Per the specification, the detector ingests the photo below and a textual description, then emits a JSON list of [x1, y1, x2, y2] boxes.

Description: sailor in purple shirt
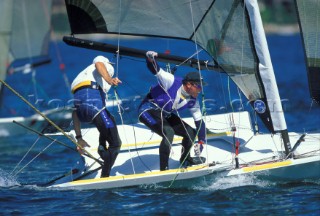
[[138, 51, 207, 171]]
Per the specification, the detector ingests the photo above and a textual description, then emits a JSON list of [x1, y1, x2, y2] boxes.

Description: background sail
[[295, 0, 320, 105], [0, 0, 52, 81], [64, 0, 287, 133], [0, 0, 52, 107], [0, 0, 13, 90]]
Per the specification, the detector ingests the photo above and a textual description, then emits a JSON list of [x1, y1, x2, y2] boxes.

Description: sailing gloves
[[194, 140, 204, 157], [146, 51, 158, 59], [146, 51, 160, 74], [194, 120, 206, 156]]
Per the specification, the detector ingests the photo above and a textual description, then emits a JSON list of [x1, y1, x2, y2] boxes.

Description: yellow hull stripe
[[243, 160, 292, 172], [120, 131, 232, 149], [85, 131, 231, 153], [70, 164, 208, 185]]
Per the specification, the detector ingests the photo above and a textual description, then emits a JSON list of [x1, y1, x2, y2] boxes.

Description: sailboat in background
[[0, 0, 72, 137], [18, 0, 319, 189]]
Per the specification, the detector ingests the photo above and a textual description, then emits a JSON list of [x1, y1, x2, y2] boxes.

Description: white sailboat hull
[[226, 156, 320, 181], [0, 108, 72, 137], [48, 112, 320, 190], [49, 158, 320, 190]]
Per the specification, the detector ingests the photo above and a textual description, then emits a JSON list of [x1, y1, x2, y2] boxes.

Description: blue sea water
[[0, 34, 319, 215]]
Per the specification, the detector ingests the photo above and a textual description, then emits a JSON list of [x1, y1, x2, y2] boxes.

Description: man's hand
[[110, 77, 122, 86], [146, 51, 158, 61], [76, 138, 91, 155]]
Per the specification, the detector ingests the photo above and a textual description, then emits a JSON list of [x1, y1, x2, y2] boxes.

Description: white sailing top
[[71, 56, 114, 93]]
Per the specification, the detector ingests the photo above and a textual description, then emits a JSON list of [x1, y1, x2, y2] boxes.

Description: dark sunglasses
[[191, 82, 202, 89]]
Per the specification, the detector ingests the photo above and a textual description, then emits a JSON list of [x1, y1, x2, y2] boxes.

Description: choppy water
[[0, 34, 319, 215]]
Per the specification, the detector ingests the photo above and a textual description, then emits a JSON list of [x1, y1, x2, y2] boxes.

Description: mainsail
[[0, 0, 52, 92], [64, 0, 287, 136], [295, 0, 320, 105]]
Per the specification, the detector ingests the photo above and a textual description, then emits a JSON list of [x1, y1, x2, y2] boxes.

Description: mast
[[245, 0, 292, 156]]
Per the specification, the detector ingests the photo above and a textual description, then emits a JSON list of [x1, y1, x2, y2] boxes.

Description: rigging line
[[31, 69, 39, 101], [227, 77, 234, 112], [175, 49, 203, 68], [188, 0, 208, 144], [0, 79, 101, 165], [132, 130, 154, 172], [21, 1, 32, 64], [131, 122, 153, 172], [112, 0, 137, 174], [240, 1, 246, 76], [150, 62, 180, 160], [188, 0, 204, 90], [10, 136, 41, 176], [114, 87, 136, 174], [13, 120, 77, 152], [121, 79, 144, 96], [168, 1, 208, 187], [115, 92, 153, 172], [187, 0, 207, 145], [22, 1, 39, 102], [13, 139, 55, 177], [160, 102, 177, 160], [115, 0, 122, 78], [73, 166, 102, 182], [49, 20, 72, 97], [217, 68, 228, 114], [271, 134, 282, 158], [235, 1, 246, 139]]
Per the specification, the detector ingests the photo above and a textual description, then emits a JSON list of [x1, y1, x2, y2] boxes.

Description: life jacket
[[150, 77, 196, 113]]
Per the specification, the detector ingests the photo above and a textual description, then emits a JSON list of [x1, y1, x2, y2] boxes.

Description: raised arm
[[146, 51, 160, 74], [146, 51, 174, 90], [95, 61, 121, 86]]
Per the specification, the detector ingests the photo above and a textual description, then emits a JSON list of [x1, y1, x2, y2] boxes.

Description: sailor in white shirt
[[71, 55, 122, 178]]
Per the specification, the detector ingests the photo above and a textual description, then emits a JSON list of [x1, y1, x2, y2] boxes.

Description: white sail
[[64, 0, 287, 133], [0, 0, 74, 137], [0, 0, 52, 90]]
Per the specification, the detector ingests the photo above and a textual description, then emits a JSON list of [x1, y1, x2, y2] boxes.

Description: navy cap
[[183, 72, 207, 86]]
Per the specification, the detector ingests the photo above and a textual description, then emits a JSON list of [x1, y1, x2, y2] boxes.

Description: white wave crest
[[193, 174, 274, 191], [0, 169, 20, 187]]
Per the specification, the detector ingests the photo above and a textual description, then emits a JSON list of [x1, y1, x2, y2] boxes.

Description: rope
[[13, 139, 56, 177], [10, 136, 41, 176], [168, 0, 208, 187], [114, 87, 136, 174], [13, 120, 77, 152], [112, 0, 136, 174], [0, 79, 100, 165]]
